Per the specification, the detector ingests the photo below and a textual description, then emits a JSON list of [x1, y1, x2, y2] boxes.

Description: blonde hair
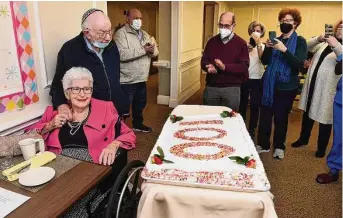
[[62, 67, 93, 91], [248, 21, 266, 37]]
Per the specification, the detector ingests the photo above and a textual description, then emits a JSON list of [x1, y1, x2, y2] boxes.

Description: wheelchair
[[89, 159, 145, 218]]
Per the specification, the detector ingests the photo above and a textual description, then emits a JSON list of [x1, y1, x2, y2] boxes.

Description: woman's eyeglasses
[[68, 87, 93, 94], [280, 19, 294, 24]]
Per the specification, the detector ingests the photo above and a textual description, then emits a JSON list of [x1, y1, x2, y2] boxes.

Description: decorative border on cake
[[174, 127, 227, 141], [179, 120, 224, 126], [142, 168, 256, 189], [169, 142, 235, 160]]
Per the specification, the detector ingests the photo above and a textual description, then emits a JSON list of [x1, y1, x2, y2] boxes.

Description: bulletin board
[[0, 1, 39, 114]]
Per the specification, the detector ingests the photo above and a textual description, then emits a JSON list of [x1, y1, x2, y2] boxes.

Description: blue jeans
[[121, 82, 147, 127]]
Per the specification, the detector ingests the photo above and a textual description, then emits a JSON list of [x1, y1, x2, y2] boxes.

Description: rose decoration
[[170, 114, 184, 123], [151, 146, 174, 165], [220, 110, 238, 118], [229, 156, 256, 168]]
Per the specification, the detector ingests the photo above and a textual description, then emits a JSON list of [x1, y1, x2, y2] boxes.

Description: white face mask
[[219, 28, 232, 39], [131, 19, 142, 30], [92, 40, 110, 49], [252, 31, 261, 38]]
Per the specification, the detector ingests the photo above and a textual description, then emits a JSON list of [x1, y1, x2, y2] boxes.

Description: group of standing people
[[201, 8, 342, 183]]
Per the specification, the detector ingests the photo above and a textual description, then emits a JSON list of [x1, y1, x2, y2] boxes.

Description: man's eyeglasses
[[218, 23, 234, 29], [68, 87, 93, 94], [89, 28, 114, 38]]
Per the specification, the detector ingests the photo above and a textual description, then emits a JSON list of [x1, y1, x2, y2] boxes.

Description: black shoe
[[315, 150, 326, 158], [133, 124, 152, 133], [291, 139, 307, 148]]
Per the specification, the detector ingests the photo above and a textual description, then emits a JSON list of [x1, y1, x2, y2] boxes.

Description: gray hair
[[62, 67, 94, 91]]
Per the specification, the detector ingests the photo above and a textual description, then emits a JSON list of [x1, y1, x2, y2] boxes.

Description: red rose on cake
[[245, 159, 256, 168]]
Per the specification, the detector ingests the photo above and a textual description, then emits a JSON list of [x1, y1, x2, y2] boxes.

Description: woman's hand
[[50, 114, 68, 129], [265, 39, 274, 48], [251, 34, 261, 45], [272, 39, 287, 53], [317, 35, 325, 43], [325, 36, 340, 48], [99, 140, 121, 165]]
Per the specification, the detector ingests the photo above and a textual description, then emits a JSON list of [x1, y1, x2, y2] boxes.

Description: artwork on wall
[[0, 1, 39, 114]]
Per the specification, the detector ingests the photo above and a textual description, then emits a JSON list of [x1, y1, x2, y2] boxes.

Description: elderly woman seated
[[27, 66, 135, 173]]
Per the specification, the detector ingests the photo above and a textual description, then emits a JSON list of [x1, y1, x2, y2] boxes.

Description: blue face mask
[[92, 40, 110, 49]]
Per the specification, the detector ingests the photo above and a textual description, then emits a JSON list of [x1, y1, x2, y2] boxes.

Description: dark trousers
[[239, 79, 262, 131], [121, 82, 147, 127], [258, 89, 297, 150], [299, 111, 332, 152]]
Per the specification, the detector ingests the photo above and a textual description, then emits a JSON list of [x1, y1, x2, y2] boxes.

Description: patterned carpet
[[126, 74, 342, 218]]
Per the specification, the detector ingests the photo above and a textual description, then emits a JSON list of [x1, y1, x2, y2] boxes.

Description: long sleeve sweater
[[201, 34, 249, 87]]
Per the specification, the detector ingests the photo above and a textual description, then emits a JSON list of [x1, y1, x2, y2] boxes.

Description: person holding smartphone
[[239, 21, 266, 138], [292, 20, 342, 158], [256, 8, 307, 159]]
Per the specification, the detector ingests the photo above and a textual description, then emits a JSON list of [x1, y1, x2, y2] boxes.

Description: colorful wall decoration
[[0, 1, 39, 114]]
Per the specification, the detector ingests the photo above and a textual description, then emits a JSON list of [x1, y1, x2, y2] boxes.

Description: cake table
[[138, 105, 278, 218]]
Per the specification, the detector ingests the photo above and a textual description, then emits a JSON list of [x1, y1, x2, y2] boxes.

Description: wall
[[170, 1, 204, 107], [225, 1, 342, 41], [0, 1, 107, 135]]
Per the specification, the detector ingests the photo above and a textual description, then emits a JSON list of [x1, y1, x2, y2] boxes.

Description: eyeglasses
[[280, 19, 294, 24], [68, 87, 93, 94], [89, 28, 114, 38], [218, 23, 234, 29]]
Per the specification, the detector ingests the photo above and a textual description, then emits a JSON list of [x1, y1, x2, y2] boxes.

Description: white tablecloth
[[138, 105, 278, 218]]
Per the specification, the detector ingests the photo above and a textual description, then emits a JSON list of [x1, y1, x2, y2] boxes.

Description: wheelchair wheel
[[105, 160, 145, 218]]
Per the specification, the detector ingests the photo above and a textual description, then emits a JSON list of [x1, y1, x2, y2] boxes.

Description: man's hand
[[325, 36, 340, 48], [205, 64, 217, 74], [272, 39, 287, 53], [99, 140, 121, 165], [57, 104, 72, 121], [144, 44, 155, 54], [214, 59, 225, 71]]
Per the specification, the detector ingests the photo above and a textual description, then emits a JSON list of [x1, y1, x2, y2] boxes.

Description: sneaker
[[133, 124, 152, 133], [273, 149, 284, 159], [255, 145, 270, 153]]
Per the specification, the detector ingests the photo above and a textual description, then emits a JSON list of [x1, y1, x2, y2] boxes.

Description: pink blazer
[[26, 98, 136, 164]]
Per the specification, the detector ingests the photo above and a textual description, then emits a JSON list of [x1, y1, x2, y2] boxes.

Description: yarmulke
[[81, 8, 103, 25]]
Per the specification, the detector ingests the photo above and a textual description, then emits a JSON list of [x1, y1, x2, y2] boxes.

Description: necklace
[[68, 108, 89, 136]]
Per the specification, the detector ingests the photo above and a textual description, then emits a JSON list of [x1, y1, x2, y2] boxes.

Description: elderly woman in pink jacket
[[27, 66, 136, 166]]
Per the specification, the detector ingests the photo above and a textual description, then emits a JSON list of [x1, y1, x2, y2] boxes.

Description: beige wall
[[170, 1, 204, 107], [225, 1, 342, 41]]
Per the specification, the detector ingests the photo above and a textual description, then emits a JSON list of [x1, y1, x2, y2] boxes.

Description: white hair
[[81, 20, 89, 30], [62, 67, 93, 91]]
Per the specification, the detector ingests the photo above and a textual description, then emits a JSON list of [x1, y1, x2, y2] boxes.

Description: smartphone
[[269, 31, 277, 44], [249, 37, 256, 48], [325, 24, 334, 38]]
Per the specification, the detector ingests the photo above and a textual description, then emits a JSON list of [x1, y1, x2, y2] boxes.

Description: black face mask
[[249, 37, 256, 47], [280, 23, 293, 34]]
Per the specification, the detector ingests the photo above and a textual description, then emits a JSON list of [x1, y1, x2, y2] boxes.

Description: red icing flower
[[152, 155, 163, 165], [245, 159, 256, 168], [151, 146, 174, 165]]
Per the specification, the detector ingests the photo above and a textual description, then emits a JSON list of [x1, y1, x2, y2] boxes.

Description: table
[[138, 105, 278, 218], [0, 161, 111, 218]]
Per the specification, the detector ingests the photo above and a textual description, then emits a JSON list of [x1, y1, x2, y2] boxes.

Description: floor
[[127, 73, 342, 218]]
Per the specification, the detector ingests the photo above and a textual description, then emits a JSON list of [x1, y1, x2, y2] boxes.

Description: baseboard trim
[[168, 81, 201, 108], [157, 95, 170, 105], [169, 98, 179, 108]]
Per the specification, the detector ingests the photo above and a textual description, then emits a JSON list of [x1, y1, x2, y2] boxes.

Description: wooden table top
[[0, 161, 111, 218]]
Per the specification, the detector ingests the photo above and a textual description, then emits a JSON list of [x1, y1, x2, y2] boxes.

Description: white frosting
[[143, 114, 271, 192]]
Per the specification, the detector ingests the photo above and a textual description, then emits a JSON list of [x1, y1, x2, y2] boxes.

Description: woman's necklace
[[68, 108, 89, 136]]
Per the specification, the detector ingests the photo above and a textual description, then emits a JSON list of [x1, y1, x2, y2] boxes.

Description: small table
[[138, 105, 278, 218], [0, 161, 111, 218]]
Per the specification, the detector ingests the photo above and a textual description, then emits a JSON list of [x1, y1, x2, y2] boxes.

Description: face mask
[[92, 40, 110, 49], [219, 28, 232, 39], [280, 23, 293, 34], [131, 19, 142, 30], [252, 31, 261, 38]]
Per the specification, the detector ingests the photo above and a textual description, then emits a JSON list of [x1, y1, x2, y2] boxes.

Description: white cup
[[18, 138, 45, 160]]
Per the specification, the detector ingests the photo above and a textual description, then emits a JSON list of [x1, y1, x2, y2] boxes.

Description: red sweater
[[201, 34, 249, 87]]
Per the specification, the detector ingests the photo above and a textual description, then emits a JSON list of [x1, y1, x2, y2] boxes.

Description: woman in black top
[[256, 8, 308, 159]]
